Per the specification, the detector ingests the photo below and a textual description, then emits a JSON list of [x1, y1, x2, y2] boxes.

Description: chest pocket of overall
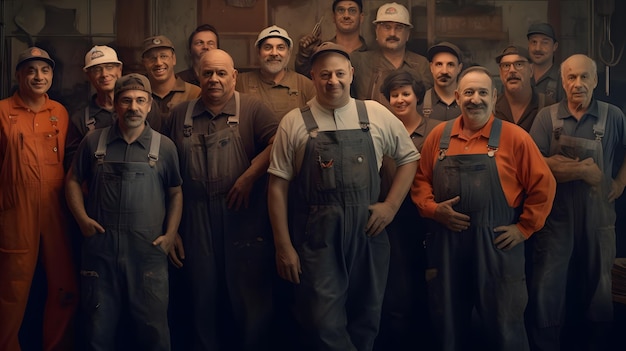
[[437, 158, 492, 213], [312, 136, 370, 192]]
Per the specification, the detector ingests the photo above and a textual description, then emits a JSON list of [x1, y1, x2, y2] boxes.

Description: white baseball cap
[[373, 2, 413, 28], [254, 25, 293, 48], [83, 45, 122, 71]]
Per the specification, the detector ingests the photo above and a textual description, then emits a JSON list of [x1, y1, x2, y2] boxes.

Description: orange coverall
[[0, 93, 77, 351]]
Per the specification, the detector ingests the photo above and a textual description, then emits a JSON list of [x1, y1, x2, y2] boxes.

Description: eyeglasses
[[336, 7, 359, 15], [499, 61, 528, 71], [118, 97, 149, 107], [144, 53, 172, 63], [87, 64, 119, 75]]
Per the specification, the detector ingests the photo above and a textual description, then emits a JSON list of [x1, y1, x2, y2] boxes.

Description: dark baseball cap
[[527, 23, 557, 42], [427, 41, 462, 62], [333, 0, 363, 11], [114, 73, 152, 97], [496, 45, 531, 63], [16, 47, 55, 70], [310, 42, 351, 65]]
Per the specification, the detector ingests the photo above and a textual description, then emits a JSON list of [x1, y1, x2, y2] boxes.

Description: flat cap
[[310, 42, 350, 65], [527, 23, 557, 42], [114, 73, 152, 96], [427, 41, 462, 62], [496, 45, 531, 63]]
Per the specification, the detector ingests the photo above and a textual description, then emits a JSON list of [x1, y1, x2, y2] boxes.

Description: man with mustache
[[65, 45, 163, 170], [494, 45, 554, 132], [167, 49, 279, 350], [295, 0, 368, 79], [412, 66, 556, 350], [418, 41, 463, 121], [0, 46, 78, 351], [527, 23, 564, 102], [141, 35, 200, 130], [237, 25, 315, 119], [350, 2, 433, 109], [65, 73, 183, 350], [528, 54, 626, 350]]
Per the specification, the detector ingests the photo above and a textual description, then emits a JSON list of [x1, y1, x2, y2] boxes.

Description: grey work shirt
[[417, 88, 461, 121]]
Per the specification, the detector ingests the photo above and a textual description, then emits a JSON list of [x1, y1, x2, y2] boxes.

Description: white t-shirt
[[268, 97, 420, 181]]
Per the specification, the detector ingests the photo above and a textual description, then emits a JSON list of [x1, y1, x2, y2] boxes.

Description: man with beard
[[527, 23, 564, 101], [528, 54, 626, 350], [418, 41, 463, 121], [167, 49, 278, 350], [65, 73, 183, 350], [295, 0, 368, 79], [237, 25, 315, 119], [142, 35, 200, 130], [178, 24, 220, 86], [494, 45, 554, 132], [411, 66, 556, 351], [350, 2, 433, 109]]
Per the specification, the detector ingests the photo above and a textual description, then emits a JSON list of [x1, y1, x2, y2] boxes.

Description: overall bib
[[81, 127, 170, 351], [527, 103, 615, 349], [427, 119, 529, 351], [179, 94, 274, 350], [0, 106, 77, 351], [291, 101, 389, 351]]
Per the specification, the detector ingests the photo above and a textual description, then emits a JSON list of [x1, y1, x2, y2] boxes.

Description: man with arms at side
[[168, 49, 278, 350], [528, 54, 626, 351], [236, 25, 315, 119], [178, 24, 220, 86], [0, 47, 78, 351], [412, 66, 556, 351], [527, 22, 564, 101], [295, 0, 367, 78], [494, 45, 554, 131], [418, 41, 463, 121], [268, 42, 419, 351]]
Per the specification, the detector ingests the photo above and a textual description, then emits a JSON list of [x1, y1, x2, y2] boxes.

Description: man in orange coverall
[[0, 47, 78, 351]]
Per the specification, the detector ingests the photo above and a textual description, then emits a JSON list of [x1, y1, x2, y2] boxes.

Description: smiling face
[[455, 69, 497, 128], [389, 85, 419, 119], [142, 47, 176, 84], [258, 37, 291, 75], [16, 60, 53, 100], [86, 63, 123, 93], [311, 52, 353, 109]]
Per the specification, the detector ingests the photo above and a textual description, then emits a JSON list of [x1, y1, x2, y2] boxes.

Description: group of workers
[[1, 1, 625, 351]]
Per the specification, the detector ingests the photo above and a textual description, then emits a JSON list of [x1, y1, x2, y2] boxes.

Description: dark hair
[[332, 0, 363, 12], [187, 24, 220, 50], [380, 70, 426, 103]]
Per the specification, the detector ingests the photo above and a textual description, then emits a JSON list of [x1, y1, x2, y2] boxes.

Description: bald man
[[167, 49, 279, 350]]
